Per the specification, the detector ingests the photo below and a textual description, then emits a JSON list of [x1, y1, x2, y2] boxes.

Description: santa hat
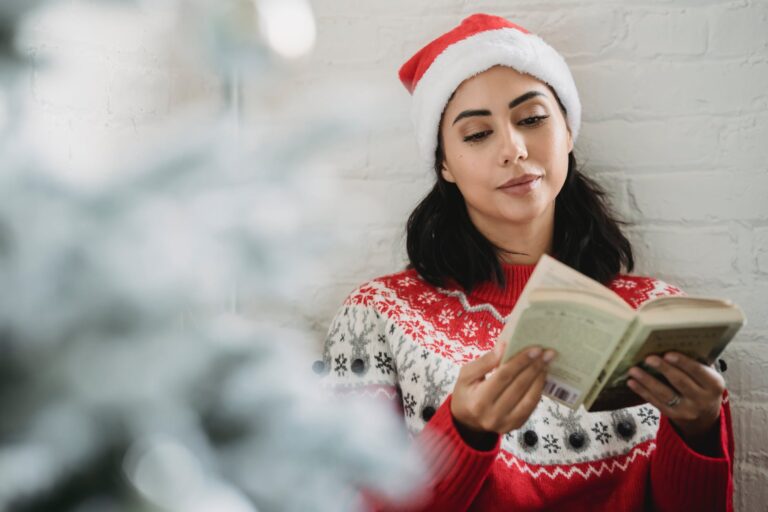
[[399, 13, 581, 169]]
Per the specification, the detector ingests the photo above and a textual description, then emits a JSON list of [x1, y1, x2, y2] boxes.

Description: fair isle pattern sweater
[[318, 263, 734, 512]]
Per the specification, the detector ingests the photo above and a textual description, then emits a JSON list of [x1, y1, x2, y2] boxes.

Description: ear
[[566, 127, 574, 153], [441, 162, 457, 184]]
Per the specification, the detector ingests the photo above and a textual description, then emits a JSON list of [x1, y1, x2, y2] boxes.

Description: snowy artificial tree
[[0, 1, 424, 511]]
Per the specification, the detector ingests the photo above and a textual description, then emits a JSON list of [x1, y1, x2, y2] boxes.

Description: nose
[[498, 125, 527, 166]]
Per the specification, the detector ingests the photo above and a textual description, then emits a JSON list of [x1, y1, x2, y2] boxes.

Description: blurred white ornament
[[255, 0, 316, 59]]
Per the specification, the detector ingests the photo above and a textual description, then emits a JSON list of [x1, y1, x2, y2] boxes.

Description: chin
[[499, 203, 551, 224]]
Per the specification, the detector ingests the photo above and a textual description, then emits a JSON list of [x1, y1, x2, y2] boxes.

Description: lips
[[498, 174, 542, 188]]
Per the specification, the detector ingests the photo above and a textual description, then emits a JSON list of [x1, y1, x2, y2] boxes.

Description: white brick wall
[[304, 2, 768, 510], [19, 1, 224, 184], [19, 0, 768, 510]]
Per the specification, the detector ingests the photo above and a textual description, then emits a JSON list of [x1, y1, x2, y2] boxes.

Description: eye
[[519, 115, 549, 127], [463, 130, 492, 143]]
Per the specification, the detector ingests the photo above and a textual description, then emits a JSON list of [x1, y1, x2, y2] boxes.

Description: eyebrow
[[451, 90, 547, 125]]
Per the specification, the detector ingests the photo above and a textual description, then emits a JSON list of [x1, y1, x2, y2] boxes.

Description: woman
[[316, 13, 733, 511]]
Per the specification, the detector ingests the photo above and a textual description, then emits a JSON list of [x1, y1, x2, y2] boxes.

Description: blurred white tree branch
[[0, 2, 425, 511]]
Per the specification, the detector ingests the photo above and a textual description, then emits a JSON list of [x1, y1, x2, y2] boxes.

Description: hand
[[450, 343, 556, 438], [626, 352, 725, 440]]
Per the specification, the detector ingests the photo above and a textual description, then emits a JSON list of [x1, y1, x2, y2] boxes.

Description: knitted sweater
[[317, 263, 734, 511]]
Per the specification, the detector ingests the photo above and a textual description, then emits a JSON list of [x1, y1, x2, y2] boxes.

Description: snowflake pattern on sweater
[[317, 265, 734, 511], [319, 269, 684, 467]]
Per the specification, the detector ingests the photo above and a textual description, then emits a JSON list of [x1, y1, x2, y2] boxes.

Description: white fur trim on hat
[[411, 27, 581, 169]]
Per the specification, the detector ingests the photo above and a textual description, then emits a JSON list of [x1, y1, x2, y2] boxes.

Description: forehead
[[445, 65, 551, 111]]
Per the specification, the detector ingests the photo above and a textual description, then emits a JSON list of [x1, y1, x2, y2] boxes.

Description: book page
[[586, 319, 742, 411], [581, 318, 640, 410], [609, 323, 735, 383], [504, 300, 632, 408], [498, 255, 630, 350], [638, 295, 736, 312], [528, 288, 638, 318]]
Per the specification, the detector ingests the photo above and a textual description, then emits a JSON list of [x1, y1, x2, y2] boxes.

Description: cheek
[[544, 160, 569, 199], [536, 140, 569, 176]]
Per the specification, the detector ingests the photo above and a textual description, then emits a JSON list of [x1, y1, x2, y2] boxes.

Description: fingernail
[[645, 356, 660, 368], [664, 353, 679, 363], [542, 349, 556, 363], [527, 347, 542, 359]]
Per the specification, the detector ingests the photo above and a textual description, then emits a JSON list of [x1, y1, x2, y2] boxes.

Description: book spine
[[583, 317, 640, 409]]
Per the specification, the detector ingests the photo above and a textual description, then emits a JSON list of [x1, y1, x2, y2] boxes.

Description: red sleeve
[[649, 393, 734, 512], [365, 394, 499, 512]]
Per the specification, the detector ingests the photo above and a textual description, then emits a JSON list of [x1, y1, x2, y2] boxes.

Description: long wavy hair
[[406, 87, 634, 291]]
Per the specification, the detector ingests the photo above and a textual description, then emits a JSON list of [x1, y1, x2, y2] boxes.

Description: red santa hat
[[399, 13, 581, 169]]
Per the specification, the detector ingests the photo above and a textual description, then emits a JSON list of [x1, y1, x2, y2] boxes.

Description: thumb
[[462, 342, 505, 382]]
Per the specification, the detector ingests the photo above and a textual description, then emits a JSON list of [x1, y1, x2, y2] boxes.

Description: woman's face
[[440, 65, 573, 233]]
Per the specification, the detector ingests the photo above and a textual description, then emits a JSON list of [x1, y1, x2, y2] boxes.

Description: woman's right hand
[[450, 342, 556, 445]]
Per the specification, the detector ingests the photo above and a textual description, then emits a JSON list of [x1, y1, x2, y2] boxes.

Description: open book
[[499, 255, 745, 411]]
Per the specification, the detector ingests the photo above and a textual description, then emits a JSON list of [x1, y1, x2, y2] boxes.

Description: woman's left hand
[[626, 352, 725, 440]]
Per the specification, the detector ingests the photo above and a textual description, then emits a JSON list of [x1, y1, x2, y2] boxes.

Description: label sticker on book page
[[543, 377, 581, 407]]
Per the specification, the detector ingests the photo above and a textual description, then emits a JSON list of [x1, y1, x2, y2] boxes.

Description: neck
[[468, 202, 555, 265], [469, 260, 537, 307]]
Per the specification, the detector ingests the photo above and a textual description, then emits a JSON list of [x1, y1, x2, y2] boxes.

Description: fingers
[[500, 372, 547, 430], [481, 348, 554, 429], [476, 347, 548, 400], [453, 346, 554, 433], [662, 352, 725, 394], [628, 365, 687, 410], [626, 374, 675, 413], [491, 354, 548, 412], [495, 347, 548, 383], [459, 345, 505, 383], [628, 353, 726, 403], [627, 352, 727, 438], [639, 355, 702, 398]]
